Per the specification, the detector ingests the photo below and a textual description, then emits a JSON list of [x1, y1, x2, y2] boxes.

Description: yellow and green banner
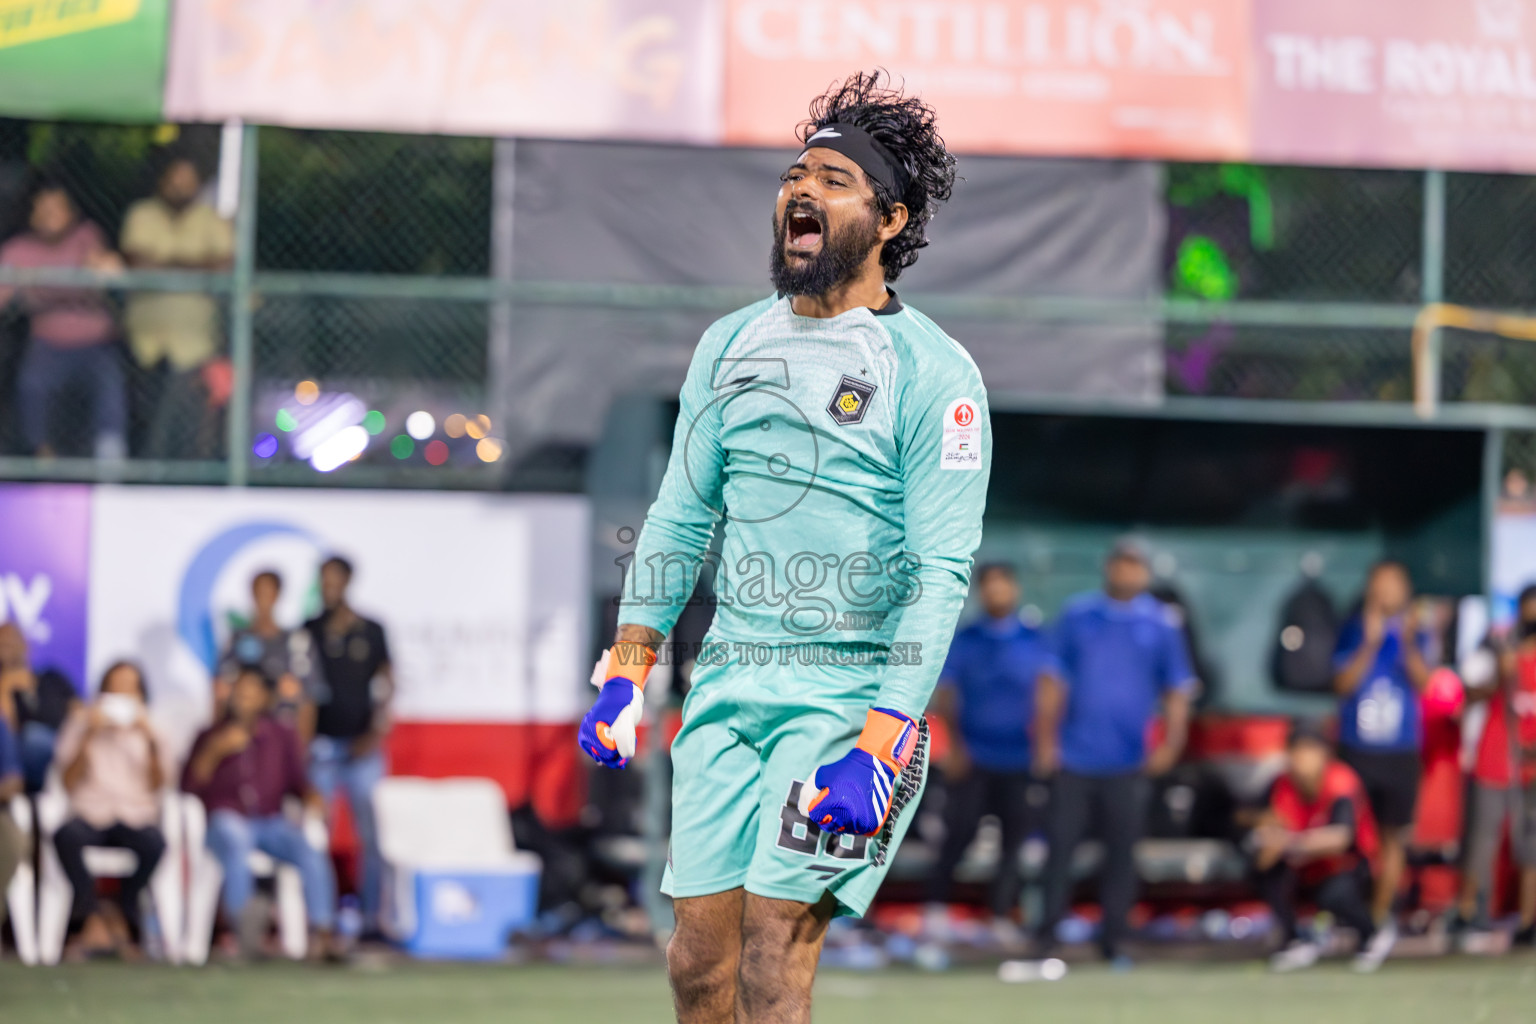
[[0, 0, 167, 121]]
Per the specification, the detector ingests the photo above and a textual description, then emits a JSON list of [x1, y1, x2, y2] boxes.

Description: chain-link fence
[[1, 119, 1533, 487]]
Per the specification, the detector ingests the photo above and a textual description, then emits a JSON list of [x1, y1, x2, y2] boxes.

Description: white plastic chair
[[5, 795, 38, 964], [374, 777, 540, 943], [34, 786, 186, 965], [182, 794, 328, 963]]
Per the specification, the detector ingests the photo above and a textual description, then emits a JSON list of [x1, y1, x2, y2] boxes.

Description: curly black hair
[[799, 70, 957, 281]]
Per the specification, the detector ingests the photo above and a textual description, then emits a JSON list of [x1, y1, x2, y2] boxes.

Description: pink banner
[[1251, 0, 1536, 170], [164, 0, 722, 143], [724, 0, 1251, 160]]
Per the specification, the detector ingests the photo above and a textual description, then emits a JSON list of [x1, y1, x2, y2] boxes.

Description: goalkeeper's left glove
[[797, 707, 919, 835], [578, 642, 654, 769]]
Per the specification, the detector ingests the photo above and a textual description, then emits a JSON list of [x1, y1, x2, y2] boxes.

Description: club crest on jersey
[[826, 375, 876, 426]]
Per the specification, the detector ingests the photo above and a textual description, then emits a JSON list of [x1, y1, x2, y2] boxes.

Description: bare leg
[[1519, 867, 1536, 929], [669, 889, 745, 1024], [1373, 829, 1408, 925], [736, 892, 837, 1024]]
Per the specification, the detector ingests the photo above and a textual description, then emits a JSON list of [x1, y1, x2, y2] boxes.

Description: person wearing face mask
[[1452, 583, 1536, 948], [119, 154, 233, 459], [1331, 560, 1434, 964], [51, 661, 166, 958]]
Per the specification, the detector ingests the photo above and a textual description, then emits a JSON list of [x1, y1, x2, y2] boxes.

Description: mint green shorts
[[660, 643, 928, 918]]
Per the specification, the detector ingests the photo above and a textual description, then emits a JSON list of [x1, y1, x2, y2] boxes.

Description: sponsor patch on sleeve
[[940, 398, 982, 471]]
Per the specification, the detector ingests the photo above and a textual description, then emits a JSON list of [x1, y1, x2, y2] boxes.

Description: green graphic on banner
[[0, 0, 167, 121]]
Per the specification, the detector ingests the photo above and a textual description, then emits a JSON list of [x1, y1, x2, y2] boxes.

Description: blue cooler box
[[401, 867, 540, 959]]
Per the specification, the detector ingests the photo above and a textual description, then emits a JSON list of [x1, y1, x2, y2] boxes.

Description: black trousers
[[926, 767, 1043, 917], [1256, 860, 1376, 946], [52, 817, 166, 928], [1036, 770, 1148, 956]]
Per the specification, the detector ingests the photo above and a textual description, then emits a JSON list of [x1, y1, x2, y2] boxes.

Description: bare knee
[[738, 938, 814, 1021], [736, 894, 834, 1022], [667, 926, 737, 1018]]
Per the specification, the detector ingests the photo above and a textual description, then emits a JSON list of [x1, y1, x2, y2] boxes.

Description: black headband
[[799, 123, 910, 200]]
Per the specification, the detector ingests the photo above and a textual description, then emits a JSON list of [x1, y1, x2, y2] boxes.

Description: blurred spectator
[[183, 666, 342, 961], [306, 555, 393, 933], [0, 180, 126, 459], [1332, 560, 1432, 956], [119, 155, 232, 459], [52, 661, 166, 957], [0, 712, 22, 937], [924, 563, 1057, 947], [0, 621, 81, 792], [217, 569, 318, 737], [1032, 539, 1195, 964], [1453, 584, 1536, 947], [1256, 720, 1382, 973]]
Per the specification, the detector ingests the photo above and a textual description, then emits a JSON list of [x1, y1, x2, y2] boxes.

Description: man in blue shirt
[[0, 713, 23, 937], [1032, 539, 1196, 963], [1332, 559, 1431, 963], [925, 563, 1059, 944]]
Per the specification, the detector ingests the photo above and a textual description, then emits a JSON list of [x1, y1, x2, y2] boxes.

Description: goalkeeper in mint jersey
[[579, 71, 988, 1024]]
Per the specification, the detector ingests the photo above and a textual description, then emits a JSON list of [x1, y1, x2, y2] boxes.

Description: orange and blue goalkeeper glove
[[578, 643, 654, 769], [797, 708, 918, 835]]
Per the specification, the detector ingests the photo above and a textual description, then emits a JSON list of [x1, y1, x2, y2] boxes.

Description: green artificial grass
[[2, 956, 1535, 1024]]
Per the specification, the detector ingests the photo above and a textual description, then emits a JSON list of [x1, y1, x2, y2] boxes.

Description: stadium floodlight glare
[[309, 425, 370, 473], [290, 395, 367, 459], [406, 410, 435, 440]]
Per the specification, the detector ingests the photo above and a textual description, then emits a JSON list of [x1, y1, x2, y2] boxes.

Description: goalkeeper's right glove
[[577, 642, 655, 769]]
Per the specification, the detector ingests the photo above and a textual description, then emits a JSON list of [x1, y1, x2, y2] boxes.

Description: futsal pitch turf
[[3, 956, 1535, 1023]]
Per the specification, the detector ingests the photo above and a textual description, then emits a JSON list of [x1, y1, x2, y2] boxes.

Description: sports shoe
[[1351, 921, 1397, 973], [1512, 922, 1536, 948], [1269, 939, 1322, 973]]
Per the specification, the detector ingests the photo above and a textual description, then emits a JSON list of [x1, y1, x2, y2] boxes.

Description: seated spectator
[[0, 179, 126, 459], [0, 713, 22, 937], [1253, 720, 1382, 973], [183, 666, 342, 961], [217, 570, 317, 736], [1453, 584, 1536, 947], [0, 621, 82, 792], [52, 661, 167, 958], [120, 155, 233, 459]]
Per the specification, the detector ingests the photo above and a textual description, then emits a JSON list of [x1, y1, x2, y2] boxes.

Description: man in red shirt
[[1253, 720, 1382, 973], [183, 666, 342, 960], [0, 181, 125, 458], [1454, 584, 1536, 947]]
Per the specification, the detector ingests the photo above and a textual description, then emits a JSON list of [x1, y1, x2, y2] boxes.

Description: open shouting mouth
[[784, 207, 824, 254]]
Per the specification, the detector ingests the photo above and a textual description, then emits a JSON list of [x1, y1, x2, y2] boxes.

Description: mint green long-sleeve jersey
[[618, 292, 991, 719]]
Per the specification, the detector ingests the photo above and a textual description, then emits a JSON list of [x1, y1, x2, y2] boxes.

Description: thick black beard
[[769, 202, 883, 298]]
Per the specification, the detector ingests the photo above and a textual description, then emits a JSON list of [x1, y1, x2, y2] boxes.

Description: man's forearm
[[1034, 672, 1064, 746], [614, 624, 666, 651], [1287, 824, 1352, 860], [1161, 691, 1191, 757], [1334, 645, 1378, 695], [1403, 645, 1432, 692]]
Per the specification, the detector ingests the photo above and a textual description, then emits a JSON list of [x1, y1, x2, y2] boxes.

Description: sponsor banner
[[87, 486, 588, 758], [723, 0, 1250, 159], [1251, 0, 1536, 171], [164, 0, 723, 143], [0, 0, 167, 120], [0, 484, 91, 693]]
